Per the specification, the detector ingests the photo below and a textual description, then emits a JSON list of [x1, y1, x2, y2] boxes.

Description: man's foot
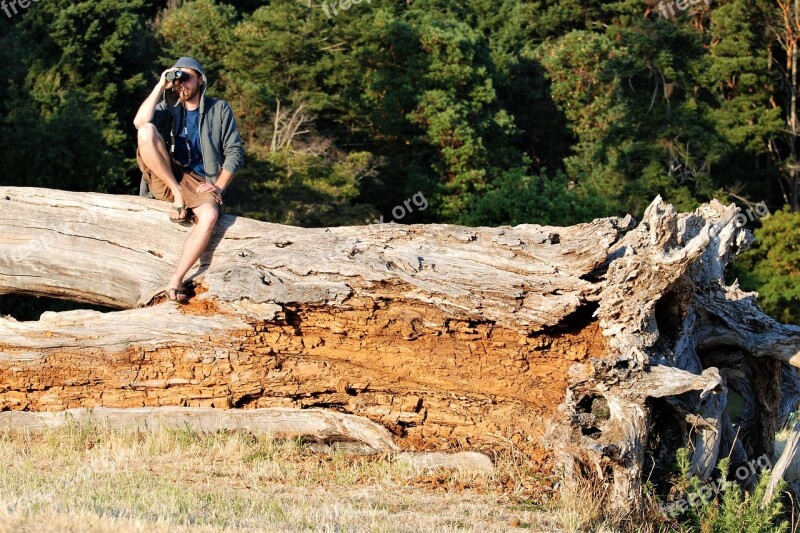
[[170, 203, 188, 223], [166, 287, 189, 304]]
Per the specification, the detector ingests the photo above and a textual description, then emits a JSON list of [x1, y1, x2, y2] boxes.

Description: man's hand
[[196, 182, 223, 202], [159, 68, 181, 91]]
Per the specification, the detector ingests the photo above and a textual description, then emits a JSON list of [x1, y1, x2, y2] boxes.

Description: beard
[[178, 85, 200, 103]]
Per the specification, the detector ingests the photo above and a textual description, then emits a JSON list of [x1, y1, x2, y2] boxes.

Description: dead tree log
[[2, 187, 800, 507], [0, 406, 398, 453]]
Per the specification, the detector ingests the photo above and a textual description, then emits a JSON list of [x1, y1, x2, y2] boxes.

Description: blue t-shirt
[[173, 108, 205, 176]]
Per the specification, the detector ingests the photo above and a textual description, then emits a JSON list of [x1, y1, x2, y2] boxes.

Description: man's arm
[[212, 169, 235, 193], [199, 102, 244, 195], [133, 69, 176, 130], [219, 102, 244, 177]]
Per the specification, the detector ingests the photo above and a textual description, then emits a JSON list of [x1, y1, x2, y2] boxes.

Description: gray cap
[[172, 56, 207, 85]]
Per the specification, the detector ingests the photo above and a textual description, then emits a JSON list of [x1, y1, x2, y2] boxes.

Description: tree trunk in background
[[776, 0, 800, 209], [2, 187, 800, 507]]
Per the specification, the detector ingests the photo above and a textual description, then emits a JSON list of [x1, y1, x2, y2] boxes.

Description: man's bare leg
[[167, 202, 219, 300], [137, 124, 186, 217]]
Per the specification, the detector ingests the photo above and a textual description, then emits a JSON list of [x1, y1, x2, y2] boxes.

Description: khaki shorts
[[136, 150, 222, 211]]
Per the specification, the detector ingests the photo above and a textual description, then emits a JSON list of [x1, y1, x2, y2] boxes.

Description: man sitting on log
[[133, 57, 244, 303]]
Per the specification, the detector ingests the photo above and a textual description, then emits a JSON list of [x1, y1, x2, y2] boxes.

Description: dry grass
[[548, 476, 667, 533], [0, 424, 561, 532], [550, 478, 609, 533]]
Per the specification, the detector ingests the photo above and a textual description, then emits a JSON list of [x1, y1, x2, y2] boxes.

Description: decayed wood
[[0, 186, 624, 467], [549, 197, 800, 507], [2, 186, 800, 509]]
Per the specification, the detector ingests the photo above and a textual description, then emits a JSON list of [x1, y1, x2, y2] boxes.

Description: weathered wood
[[396, 451, 495, 472], [765, 421, 800, 505], [0, 186, 623, 466], [0, 187, 628, 322], [549, 197, 800, 507], [0, 406, 398, 453], [2, 187, 800, 509]]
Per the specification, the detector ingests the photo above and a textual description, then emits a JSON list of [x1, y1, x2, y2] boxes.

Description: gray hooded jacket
[[141, 57, 244, 194]]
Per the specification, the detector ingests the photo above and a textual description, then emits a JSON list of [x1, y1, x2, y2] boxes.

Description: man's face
[[175, 69, 201, 102]]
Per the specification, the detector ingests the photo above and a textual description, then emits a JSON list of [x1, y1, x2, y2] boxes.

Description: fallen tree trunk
[[0, 406, 398, 454], [1, 187, 800, 507]]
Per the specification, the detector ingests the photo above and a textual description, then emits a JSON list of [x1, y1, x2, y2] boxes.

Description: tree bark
[[2, 187, 800, 507]]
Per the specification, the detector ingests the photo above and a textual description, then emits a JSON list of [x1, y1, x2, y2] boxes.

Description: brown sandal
[[170, 204, 188, 223], [167, 287, 189, 304]]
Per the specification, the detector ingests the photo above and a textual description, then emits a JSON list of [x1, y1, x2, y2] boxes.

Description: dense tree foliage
[[735, 208, 800, 324], [2, 0, 800, 320]]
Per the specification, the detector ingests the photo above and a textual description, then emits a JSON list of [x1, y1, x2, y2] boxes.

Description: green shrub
[[664, 448, 788, 532]]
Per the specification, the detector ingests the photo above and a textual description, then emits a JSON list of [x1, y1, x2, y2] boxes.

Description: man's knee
[[137, 123, 163, 147], [195, 205, 219, 229]]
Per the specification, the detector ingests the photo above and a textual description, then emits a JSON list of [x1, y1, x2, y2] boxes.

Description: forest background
[[3, 0, 800, 324]]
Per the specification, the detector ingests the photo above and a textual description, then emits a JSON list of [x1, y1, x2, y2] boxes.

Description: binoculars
[[165, 69, 186, 82]]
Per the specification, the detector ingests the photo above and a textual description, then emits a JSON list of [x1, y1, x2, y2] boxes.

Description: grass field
[[0, 425, 564, 532]]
